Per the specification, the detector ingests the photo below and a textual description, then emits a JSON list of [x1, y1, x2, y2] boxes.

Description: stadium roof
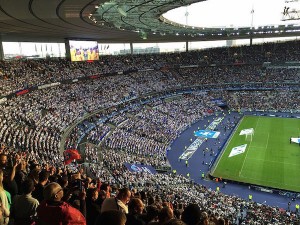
[[0, 0, 300, 43]]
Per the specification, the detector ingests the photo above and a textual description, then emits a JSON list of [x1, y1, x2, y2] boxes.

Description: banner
[[16, 89, 29, 96], [64, 149, 81, 165], [38, 82, 60, 90], [211, 98, 227, 107], [124, 163, 157, 174], [88, 75, 100, 79], [180, 118, 224, 160], [240, 128, 254, 135], [229, 144, 247, 157], [194, 130, 220, 138], [207, 117, 224, 130], [291, 138, 300, 144], [179, 138, 205, 160]]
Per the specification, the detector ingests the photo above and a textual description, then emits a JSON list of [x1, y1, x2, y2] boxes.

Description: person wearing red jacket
[[36, 182, 86, 225]]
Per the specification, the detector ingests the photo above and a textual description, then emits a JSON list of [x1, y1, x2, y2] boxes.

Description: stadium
[[0, 0, 300, 224]]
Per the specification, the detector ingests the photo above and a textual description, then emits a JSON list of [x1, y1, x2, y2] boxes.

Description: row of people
[[1, 40, 300, 96], [0, 146, 298, 225]]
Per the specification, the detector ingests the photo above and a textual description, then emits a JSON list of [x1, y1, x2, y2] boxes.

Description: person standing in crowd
[[198, 212, 209, 225], [248, 194, 252, 201], [32, 170, 49, 203], [181, 204, 202, 225], [164, 219, 187, 225], [142, 205, 159, 224], [126, 198, 146, 225], [10, 178, 39, 225], [101, 187, 131, 214], [157, 206, 174, 225], [36, 182, 86, 225], [14, 158, 28, 195], [0, 154, 19, 198], [0, 170, 9, 225], [95, 210, 127, 225], [86, 187, 102, 225]]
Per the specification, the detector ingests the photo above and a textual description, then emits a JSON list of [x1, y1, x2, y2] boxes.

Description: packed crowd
[[0, 144, 299, 225], [209, 90, 300, 112], [104, 94, 220, 167], [1, 40, 300, 96], [0, 40, 299, 224]]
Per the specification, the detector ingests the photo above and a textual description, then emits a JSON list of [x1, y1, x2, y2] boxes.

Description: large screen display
[[69, 40, 99, 61]]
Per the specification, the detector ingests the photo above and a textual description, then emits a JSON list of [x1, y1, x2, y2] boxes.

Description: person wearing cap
[[36, 182, 86, 225]]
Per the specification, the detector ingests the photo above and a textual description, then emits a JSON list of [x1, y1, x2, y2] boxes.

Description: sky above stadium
[[164, 0, 300, 28]]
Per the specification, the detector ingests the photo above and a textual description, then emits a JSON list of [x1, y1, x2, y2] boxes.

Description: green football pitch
[[210, 115, 300, 192]]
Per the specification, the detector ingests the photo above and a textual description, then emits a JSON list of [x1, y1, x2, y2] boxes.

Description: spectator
[[10, 178, 39, 225], [36, 182, 86, 225], [164, 219, 187, 225], [86, 187, 102, 225], [217, 218, 226, 225], [143, 205, 159, 224], [126, 198, 146, 225], [198, 212, 209, 225], [181, 204, 201, 225], [95, 210, 127, 225], [14, 159, 28, 195], [157, 206, 174, 225], [101, 187, 131, 214], [0, 154, 19, 199], [0, 170, 9, 225], [32, 170, 50, 203]]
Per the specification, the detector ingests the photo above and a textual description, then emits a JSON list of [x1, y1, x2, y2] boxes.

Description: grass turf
[[211, 115, 300, 192]]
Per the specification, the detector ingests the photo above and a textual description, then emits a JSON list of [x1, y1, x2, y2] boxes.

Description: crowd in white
[[0, 40, 299, 224]]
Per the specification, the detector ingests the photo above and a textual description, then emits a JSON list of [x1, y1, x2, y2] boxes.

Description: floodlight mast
[[250, 6, 254, 46], [185, 6, 189, 26]]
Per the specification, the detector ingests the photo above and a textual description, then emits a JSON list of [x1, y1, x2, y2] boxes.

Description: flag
[[229, 144, 247, 157], [63, 149, 81, 165]]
